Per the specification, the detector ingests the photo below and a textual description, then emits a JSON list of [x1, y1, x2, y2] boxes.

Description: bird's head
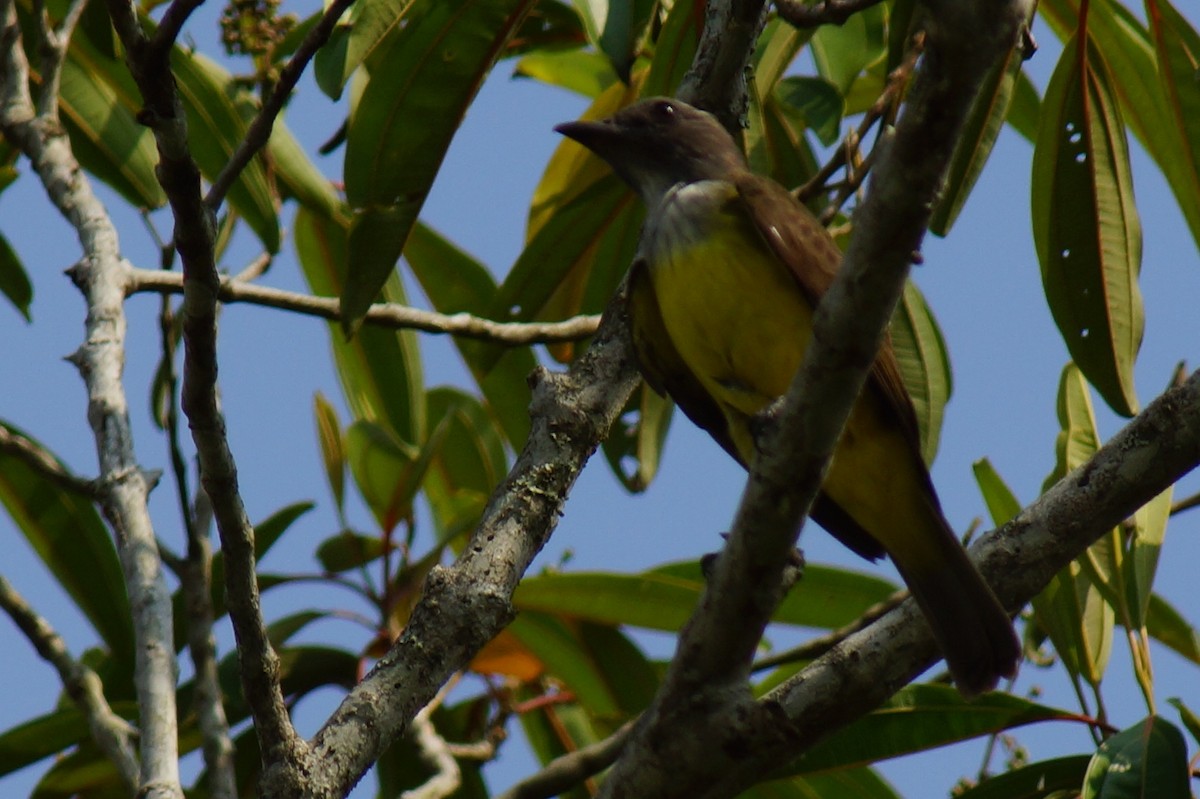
[[555, 97, 747, 205]]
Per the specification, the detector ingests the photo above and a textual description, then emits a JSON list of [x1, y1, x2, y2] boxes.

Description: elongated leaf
[[420, 388, 507, 546], [57, 46, 164, 208], [774, 76, 843, 148], [1032, 33, 1143, 417], [170, 48, 280, 253], [780, 685, 1076, 776], [341, 0, 537, 330], [313, 392, 346, 513], [1007, 68, 1042, 144], [809, 1, 886, 95], [268, 120, 345, 222], [640, 0, 703, 98], [516, 563, 896, 633], [602, 383, 672, 491], [346, 414, 449, 534], [508, 613, 656, 721], [1125, 486, 1171, 629], [890, 281, 952, 466], [1083, 716, 1189, 798], [762, 768, 901, 799], [972, 458, 1022, 526], [1146, 0, 1200, 253], [1034, 364, 1114, 686], [0, 423, 133, 664], [931, 35, 1023, 235], [1146, 593, 1200, 664], [956, 755, 1092, 799], [0, 231, 31, 320], [570, 0, 655, 82], [314, 0, 419, 99], [295, 207, 425, 445], [404, 222, 535, 449], [512, 48, 619, 97]]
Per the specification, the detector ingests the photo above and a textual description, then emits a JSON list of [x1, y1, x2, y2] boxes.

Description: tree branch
[[204, 0, 357, 210], [2, 2, 182, 795], [0, 575, 141, 791], [127, 267, 602, 344], [495, 720, 636, 799], [595, 1, 1032, 797], [259, 292, 642, 798], [102, 0, 301, 767], [775, 0, 886, 27]]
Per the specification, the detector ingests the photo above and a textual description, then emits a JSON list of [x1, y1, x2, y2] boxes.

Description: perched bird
[[556, 97, 1020, 696]]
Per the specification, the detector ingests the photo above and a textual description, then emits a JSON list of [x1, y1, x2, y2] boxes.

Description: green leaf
[[762, 768, 901, 799], [404, 221, 535, 449], [640, 0, 704, 98], [955, 755, 1092, 799], [1083, 716, 1190, 798], [0, 423, 133, 664], [509, 614, 657, 720], [0, 231, 31, 320], [268, 120, 345, 222], [972, 458, 1023, 527], [569, 0, 654, 82], [346, 420, 420, 533], [0, 703, 135, 779], [602, 383, 672, 492], [1146, 594, 1200, 664], [422, 387, 507, 544], [515, 563, 896, 633], [931, 36, 1024, 235], [782, 685, 1077, 776], [341, 0, 538, 329], [1167, 698, 1200, 749], [169, 47, 280, 253], [809, 2, 886, 95], [774, 76, 844, 148], [890, 280, 952, 466], [57, 40, 165, 208], [295, 208, 425, 445], [1124, 486, 1171, 629], [1032, 33, 1143, 417], [512, 48, 619, 97], [1034, 364, 1113, 686], [313, 0, 419, 99], [315, 530, 383, 572], [1007, 68, 1043, 144], [313, 392, 346, 513]]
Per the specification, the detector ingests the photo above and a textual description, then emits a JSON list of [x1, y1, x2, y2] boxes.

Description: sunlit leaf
[[0, 232, 31, 320], [513, 48, 618, 97], [890, 281, 952, 466], [313, 392, 346, 513], [955, 755, 1091, 799]]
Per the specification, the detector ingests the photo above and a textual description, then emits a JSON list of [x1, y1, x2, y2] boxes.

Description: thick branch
[[775, 0, 886, 27], [259, 294, 642, 799], [127, 267, 601, 344], [595, 1, 1032, 797]]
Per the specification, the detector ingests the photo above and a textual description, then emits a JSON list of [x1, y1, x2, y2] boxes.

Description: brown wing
[[732, 173, 945, 558], [627, 258, 745, 467], [732, 173, 927, 461]]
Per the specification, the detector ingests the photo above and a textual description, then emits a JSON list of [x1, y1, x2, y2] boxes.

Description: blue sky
[[2, 6, 1199, 797]]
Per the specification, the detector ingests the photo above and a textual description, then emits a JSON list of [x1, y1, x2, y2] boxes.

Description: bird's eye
[[653, 100, 676, 119]]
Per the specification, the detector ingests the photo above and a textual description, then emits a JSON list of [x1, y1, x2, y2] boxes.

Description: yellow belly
[[645, 195, 938, 561]]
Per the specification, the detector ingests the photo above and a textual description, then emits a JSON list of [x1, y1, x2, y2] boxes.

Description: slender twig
[[0, 424, 97, 495], [152, 0, 206, 55], [204, 0, 358, 210], [775, 0, 886, 27], [126, 267, 602, 345], [749, 591, 907, 672], [495, 720, 636, 799], [33, 0, 87, 116], [400, 676, 464, 799], [1169, 489, 1200, 516], [0, 575, 141, 790], [102, 0, 300, 767]]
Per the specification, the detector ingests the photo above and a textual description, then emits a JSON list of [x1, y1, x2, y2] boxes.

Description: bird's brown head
[[554, 97, 747, 205]]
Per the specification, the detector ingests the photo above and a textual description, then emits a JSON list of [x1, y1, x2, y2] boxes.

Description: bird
[[555, 96, 1020, 696]]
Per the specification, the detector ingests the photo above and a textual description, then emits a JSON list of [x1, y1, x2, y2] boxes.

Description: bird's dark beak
[[554, 118, 618, 152]]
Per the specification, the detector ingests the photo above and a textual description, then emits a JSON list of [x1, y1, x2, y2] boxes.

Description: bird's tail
[[892, 528, 1021, 697]]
